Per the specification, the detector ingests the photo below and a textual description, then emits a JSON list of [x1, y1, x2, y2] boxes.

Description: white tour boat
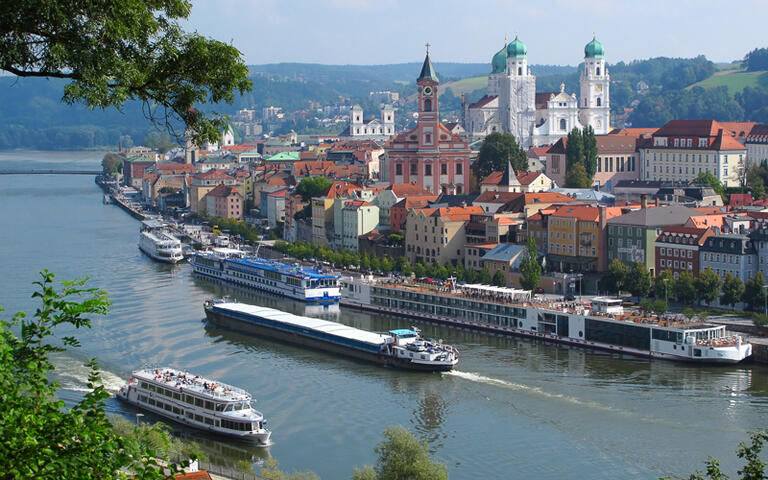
[[138, 219, 184, 263], [117, 367, 271, 444]]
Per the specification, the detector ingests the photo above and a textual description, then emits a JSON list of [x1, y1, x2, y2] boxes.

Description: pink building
[[385, 50, 471, 195], [205, 184, 244, 220]]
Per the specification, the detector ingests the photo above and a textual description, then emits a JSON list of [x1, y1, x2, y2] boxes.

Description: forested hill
[[1, 52, 768, 150]]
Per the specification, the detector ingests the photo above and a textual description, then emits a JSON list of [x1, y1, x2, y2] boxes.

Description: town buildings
[[654, 226, 714, 279], [404, 205, 484, 265], [699, 234, 757, 283]]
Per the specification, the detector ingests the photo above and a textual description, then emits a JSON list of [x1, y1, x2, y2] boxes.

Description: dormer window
[[698, 138, 707, 148], [674, 138, 680, 147]]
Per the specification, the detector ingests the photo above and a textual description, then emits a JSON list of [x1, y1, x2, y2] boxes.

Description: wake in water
[[52, 354, 125, 394], [443, 370, 622, 414]]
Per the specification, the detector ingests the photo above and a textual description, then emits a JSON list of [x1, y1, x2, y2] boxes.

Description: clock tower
[[416, 45, 440, 150], [579, 35, 610, 134]]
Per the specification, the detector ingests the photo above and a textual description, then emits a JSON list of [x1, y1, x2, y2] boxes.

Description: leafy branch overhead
[[0, 0, 252, 146]]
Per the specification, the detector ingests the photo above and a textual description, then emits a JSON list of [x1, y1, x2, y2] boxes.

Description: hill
[[688, 69, 768, 95]]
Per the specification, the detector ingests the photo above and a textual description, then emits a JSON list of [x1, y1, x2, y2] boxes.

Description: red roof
[[481, 171, 504, 185], [516, 171, 547, 185], [523, 192, 578, 204], [194, 169, 235, 181], [550, 205, 623, 222], [656, 226, 713, 244], [475, 191, 520, 203], [433, 205, 484, 222], [155, 162, 197, 174], [206, 184, 241, 198], [322, 181, 360, 199], [388, 183, 433, 197]]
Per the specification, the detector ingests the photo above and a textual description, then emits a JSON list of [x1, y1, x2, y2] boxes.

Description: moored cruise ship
[[118, 367, 271, 444], [340, 278, 752, 363], [138, 219, 184, 263], [190, 249, 341, 303], [204, 300, 459, 371]]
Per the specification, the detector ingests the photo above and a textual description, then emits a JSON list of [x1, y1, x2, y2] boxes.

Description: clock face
[[423, 86, 433, 96], [595, 84, 603, 92]]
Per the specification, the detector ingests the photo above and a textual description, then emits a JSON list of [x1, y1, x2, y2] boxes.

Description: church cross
[[425, 42, 431, 54]]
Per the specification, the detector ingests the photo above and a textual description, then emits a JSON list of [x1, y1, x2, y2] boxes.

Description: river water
[[1, 150, 767, 479]]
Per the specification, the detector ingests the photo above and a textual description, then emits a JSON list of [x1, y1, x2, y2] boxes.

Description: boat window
[[139, 395, 148, 402], [140, 382, 148, 389], [185, 412, 194, 419], [172, 406, 181, 415], [185, 395, 194, 404], [224, 404, 234, 412], [694, 348, 702, 357], [204, 417, 214, 425], [195, 398, 204, 407], [148, 398, 156, 406], [164, 403, 172, 412], [173, 392, 181, 400], [194, 414, 203, 423], [148, 385, 156, 392], [215, 403, 225, 412], [204, 401, 214, 410]]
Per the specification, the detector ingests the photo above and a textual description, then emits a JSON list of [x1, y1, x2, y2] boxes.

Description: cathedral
[[463, 36, 610, 147]]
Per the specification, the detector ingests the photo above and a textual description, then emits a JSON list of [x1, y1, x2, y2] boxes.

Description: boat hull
[[205, 306, 454, 372], [139, 244, 184, 264]]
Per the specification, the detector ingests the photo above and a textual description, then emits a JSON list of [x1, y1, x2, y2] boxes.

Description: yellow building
[[189, 170, 239, 215], [546, 205, 623, 272], [405, 206, 484, 266]]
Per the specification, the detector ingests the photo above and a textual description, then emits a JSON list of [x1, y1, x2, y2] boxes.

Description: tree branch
[[1, 66, 76, 79]]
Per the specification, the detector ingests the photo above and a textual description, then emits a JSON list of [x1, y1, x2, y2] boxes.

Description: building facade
[[654, 226, 714, 279], [699, 234, 756, 283]]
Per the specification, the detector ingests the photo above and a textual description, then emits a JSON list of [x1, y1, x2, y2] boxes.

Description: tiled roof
[[596, 135, 638, 153], [481, 171, 504, 185], [516, 171, 546, 185], [607, 205, 701, 227], [474, 191, 521, 203], [535, 92, 558, 110], [388, 183, 433, 197], [322, 181, 360, 199], [468, 95, 498, 109], [719, 122, 756, 140], [430, 205, 484, 222], [206, 184, 241, 198], [654, 120, 722, 137], [550, 205, 623, 222], [656, 226, 712, 244], [193, 169, 235, 181], [711, 129, 747, 151]]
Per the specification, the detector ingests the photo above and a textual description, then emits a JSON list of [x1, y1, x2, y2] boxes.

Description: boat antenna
[[254, 235, 264, 258]]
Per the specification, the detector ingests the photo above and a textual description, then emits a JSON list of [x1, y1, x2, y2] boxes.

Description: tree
[[582, 125, 598, 178], [604, 258, 629, 295], [747, 166, 766, 200], [0, 271, 187, 479], [519, 238, 541, 291], [695, 268, 722, 306], [721, 272, 745, 310], [474, 131, 528, 180], [639, 298, 653, 313], [492, 270, 506, 287], [625, 261, 652, 299], [479, 267, 492, 285], [101, 152, 123, 176], [743, 271, 767, 312], [295, 176, 333, 202], [564, 162, 592, 188], [414, 262, 426, 279], [693, 171, 726, 202], [1, 1, 251, 146], [380, 257, 393, 275], [653, 299, 668, 315], [142, 132, 178, 154], [401, 259, 413, 277], [655, 270, 675, 301], [668, 431, 768, 480], [565, 128, 584, 171], [675, 271, 698, 305], [351, 426, 448, 480]]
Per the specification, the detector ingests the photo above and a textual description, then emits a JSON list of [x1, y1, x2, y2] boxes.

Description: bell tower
[[579, 35, 610, 134], [417, 43, 439, 150]]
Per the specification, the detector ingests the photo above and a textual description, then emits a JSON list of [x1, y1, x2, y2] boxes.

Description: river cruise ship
[[204, 300, 459, 372], [340, 278, 752, 363], [117, 367, 271, 444], [190, 249, 341, 303], [138, 219, 184, 263]]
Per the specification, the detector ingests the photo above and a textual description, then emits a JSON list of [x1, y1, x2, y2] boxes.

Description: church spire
[[500, 160, 520, 187], [417, 46, 439, 83]]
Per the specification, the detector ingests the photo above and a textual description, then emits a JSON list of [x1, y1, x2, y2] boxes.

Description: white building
[[463, 36, 610, 147], [746, 124, 768, 168], [345, 105, 395, 140], [340, 200, 380, 251]]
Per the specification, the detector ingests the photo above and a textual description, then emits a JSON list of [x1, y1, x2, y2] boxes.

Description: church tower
[[499, 35, 536, 147], [416, 46, 440, 150], [579, 36, 610, 134]]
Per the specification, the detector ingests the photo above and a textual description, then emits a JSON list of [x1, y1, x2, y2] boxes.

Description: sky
[[185, 0, 767, 66]]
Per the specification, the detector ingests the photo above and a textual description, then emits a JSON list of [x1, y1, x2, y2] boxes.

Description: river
[[1, 150, 766, 479]]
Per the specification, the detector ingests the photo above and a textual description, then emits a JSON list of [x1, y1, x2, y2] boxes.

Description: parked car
[[564, 293, 576, 301], [535, 287, 544, 294], [419, 277, 436, 284]]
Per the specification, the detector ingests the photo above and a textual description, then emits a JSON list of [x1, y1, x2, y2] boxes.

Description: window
[[395, 164, 402, 176], [560, 119, 567, 131], [410, 163, 418, 175], [424, 98, 432, 112], [441, 164, 447, 175], [425, 164, 432, 176], [596, 97, 602, 107], [425, 133, 432, 144]]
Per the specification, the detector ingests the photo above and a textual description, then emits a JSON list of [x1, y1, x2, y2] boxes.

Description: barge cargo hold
[[204, 300, 458, 372]]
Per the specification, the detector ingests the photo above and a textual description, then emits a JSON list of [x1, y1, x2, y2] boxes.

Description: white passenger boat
[[138, 219, 184, 263], [190, 248, 341, 303], [117, 367, 271, 444], [340, 278, 753, 364]]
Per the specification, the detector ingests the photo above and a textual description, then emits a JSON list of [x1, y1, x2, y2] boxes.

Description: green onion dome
[[506, 36, 527, 58], [491, 45, 507, 74], [584, 36, 605, 58]]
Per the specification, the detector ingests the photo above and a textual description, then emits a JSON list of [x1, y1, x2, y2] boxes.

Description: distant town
[[105, 38, 768, 328]]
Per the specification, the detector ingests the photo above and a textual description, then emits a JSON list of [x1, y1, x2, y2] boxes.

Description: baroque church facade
[[463, 36, 610, 147]]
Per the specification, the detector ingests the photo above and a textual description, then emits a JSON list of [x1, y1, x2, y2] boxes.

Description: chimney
[[641, 194, 648, 209]]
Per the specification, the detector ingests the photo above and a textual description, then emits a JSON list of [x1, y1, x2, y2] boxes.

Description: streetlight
[[135, 413, 144, 425]]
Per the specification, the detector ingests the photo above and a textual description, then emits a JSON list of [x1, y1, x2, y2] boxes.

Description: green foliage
[[667, 430, 768, 480], [0, 1, 252, 146], [582, 125, 598, 178], [0, 271, 187, 479], [295, 176, 333, 202], [260, 458, 319, 480], [565, 128, 584, 171], [492, 269, 506, 287], [142, 132, 178, 153], [752, 314, 768, 327], [653, 299, 668, 315], [604, 258, 629, 295], [743, 271, 767, 312], [519, 238, 541, 291], [721, 272, 746, 310], [102, 152, 124, 176], [744, 48, 768, 72], [747, 164, 767, 200], [639, 298, 653, 313], [695, 268, 723, 306], [655, 270, 675, 301], [387, 234, 404, 245], [351, 425, 448, 480], [674, 271, 698, 305], [693, 171, 727, 201], [563, 162, 592, 188], [414, 262, 426, 279], [400, 259, 413, 277], [204, 215, 262, 244], [474, 131, 528, 181], [625, 261, 652, 299], [479, 267, 492, 285]]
